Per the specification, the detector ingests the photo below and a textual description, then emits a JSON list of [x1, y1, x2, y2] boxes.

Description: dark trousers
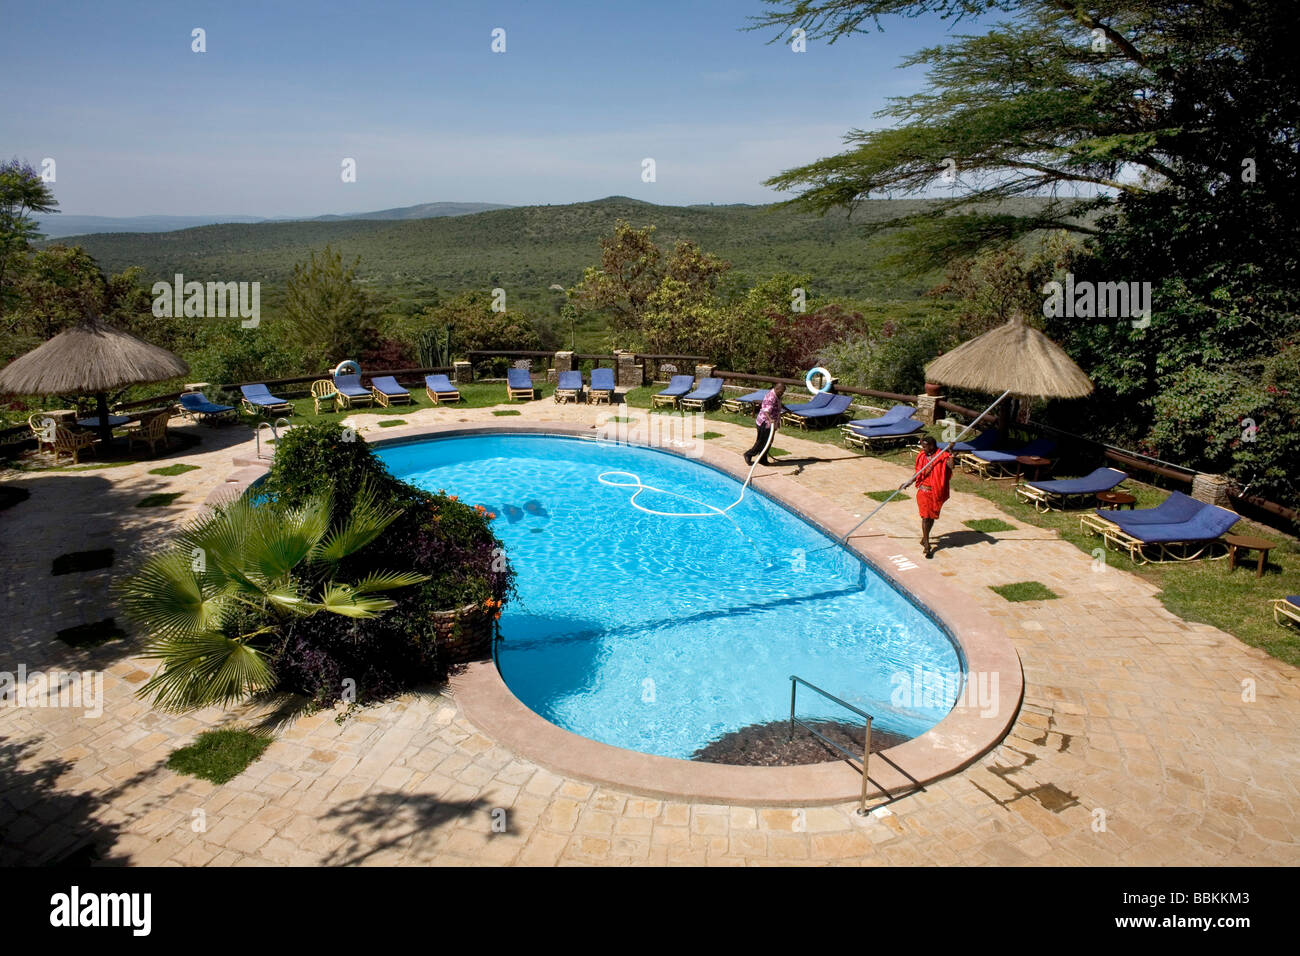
[[745, 424, 774, 461]]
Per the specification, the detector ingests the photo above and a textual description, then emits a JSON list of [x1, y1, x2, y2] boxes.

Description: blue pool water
[[378, 434, 962, 759]]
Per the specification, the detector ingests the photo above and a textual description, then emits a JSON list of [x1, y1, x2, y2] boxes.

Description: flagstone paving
[[2, 398, 1298, 866]]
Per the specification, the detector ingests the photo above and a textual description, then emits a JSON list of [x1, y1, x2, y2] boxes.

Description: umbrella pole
[[95, 391, 112, 445], [838, 388, 1013, 543]]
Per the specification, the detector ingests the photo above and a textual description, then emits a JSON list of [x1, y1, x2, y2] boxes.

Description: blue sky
[[3, 0, 984, 217]]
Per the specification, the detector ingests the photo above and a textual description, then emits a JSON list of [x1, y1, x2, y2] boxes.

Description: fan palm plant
[[117, 485, 427, 712]]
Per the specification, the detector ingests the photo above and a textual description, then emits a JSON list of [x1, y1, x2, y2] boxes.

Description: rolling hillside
[[56, 196, 1056, 313]]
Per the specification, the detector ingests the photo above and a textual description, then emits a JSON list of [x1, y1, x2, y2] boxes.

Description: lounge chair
[[127, 410, 171, 456], [846, 404, 913, 429], [555, 370, 585, 404], [424, 374, 461, 404], [310, 380, 339, 414], [52, 425, 96, 465], [781, 391, 833, 417], [948, 429, 1000, 454], [784, 393, 853, 429], [370, 376, 412, 407], [507, 367, 535, 401], [589, 367, 616, 405], [722, 388, 770, 414], [1014, 467, 1128, 512], [679, 377, 724, 411], [333, 374, 375, 409], [240, 384, 294, 416], [1273, 596, 1300, 627], [653, 375, 695, 409], [178, 392, 236, 423], [841, 418, 924, 451], [962, 438, 1057, 479], [1081, 491, 1238, 563]]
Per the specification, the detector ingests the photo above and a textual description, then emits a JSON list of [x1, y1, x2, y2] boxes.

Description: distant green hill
[[59, 196, 1051, 312]]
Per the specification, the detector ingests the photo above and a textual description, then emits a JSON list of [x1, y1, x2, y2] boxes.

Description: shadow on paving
[[321, 790, 492, 865], [0, 424, 253, 672], [0, 737, 129, 866]]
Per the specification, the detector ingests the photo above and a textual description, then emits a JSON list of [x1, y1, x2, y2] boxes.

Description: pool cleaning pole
[[837, 388, 1013, 543]]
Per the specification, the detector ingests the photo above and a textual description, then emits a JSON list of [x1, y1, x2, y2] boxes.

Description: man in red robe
[[913, 435, 954, 558]]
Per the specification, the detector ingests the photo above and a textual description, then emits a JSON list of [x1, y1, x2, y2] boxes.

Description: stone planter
[[430, 601, 496, 665]]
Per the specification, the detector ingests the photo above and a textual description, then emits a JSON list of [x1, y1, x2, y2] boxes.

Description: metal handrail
[[788, 675, 875, 814], [255, 417, 293, 461]]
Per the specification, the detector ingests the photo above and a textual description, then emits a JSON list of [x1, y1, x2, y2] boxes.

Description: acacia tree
[[753, 1, 1300, 266], [0, 159, 58, 306]]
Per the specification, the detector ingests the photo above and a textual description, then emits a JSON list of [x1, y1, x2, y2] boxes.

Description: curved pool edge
[[213, 419, 1024, 806]]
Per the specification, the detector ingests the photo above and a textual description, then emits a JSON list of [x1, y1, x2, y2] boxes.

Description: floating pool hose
[[596, 421, 777, 519]]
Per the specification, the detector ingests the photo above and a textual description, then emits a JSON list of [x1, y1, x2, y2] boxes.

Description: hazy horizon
[[3, 0, 986, 218]]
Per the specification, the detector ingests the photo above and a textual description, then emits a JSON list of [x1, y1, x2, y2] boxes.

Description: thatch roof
[[925, 314, 1093, 399], [0, 317, 189, 396]]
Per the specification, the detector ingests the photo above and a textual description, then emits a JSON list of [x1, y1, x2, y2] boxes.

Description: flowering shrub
[[258, 421, 515, 705]]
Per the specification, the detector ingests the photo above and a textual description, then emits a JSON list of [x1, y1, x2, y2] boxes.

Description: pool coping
[[215, 417, 1024, 807]]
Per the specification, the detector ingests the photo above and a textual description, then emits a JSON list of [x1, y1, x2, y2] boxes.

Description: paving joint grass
[[167, 728, 273, 785], [991, 581, 1060, 602]]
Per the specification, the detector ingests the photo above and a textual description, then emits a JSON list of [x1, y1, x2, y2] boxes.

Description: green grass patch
[[700, 431, 725, 440], [56, 617, 127, 647], [377, 419, 406, 427], [52, 549, 114, 576], [965, 518, 1017, 533], [492, 409, 521, 416], [609, 415, 636, 424], [866, 489, 908, 502], [769, 448, 791, 458], [136, 492, 184, 508], [148, 463, 199, 476], [991, 581, 1060, 602], [0, 485, 31, 510], [166, 728, 273, 785]]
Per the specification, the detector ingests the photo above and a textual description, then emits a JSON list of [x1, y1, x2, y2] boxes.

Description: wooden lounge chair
[[841, 418, 924, 452], [679, 377, 723, 411], [653, 375, 695, 409], [370, 376, 412, 407], [1014, 467, 1128, 512], [1080, 491, 1238, 564], [783, 393, 853, 430], [128, 411, 171, 457], [310, 380, 339, 414], [961, 438, 1057, 479], [589, 367, 616, 405], [554, 370, 585, 404], [241, 384, 294, 416], [507, 368, 535, 401], [424, 374, 461, 404], [333, 374, 374, 409], [53, 425, 96, 465], [722, 388, 770, 414], [1272, 597, 1300, 627]]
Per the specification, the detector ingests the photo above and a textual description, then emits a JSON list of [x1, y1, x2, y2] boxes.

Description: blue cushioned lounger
[[653, 375, 696, 408], [679, 377, 724, 411], [1014, 466, 1127, 511]]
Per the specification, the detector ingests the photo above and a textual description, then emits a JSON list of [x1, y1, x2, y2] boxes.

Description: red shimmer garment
[[914, 449, 952, 519]]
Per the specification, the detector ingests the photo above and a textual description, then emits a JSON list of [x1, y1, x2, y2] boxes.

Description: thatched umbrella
[[839, 314, 1092, 543], [0, 316, 190, 443], [925, 312, 1093, 403]]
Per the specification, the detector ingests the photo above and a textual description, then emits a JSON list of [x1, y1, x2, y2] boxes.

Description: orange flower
[[486, 512, 496, 519], [448, 495, 458, 501], [493, 611, 501, 621]]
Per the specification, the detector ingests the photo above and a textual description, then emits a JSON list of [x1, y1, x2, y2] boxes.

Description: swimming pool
[[378, 433, 963, 761]]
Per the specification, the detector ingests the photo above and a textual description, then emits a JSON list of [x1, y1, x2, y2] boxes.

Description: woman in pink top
[[744, 383, 786, 466]]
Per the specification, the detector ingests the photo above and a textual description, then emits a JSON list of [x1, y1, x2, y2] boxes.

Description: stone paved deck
[[2, 397, 1298, 866]]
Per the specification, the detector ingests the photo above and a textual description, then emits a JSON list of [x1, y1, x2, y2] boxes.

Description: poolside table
[[1096, 491, 1137, 510], [76, 415, 129, 429], [1016, 455, 1053, 482], [1225, 533, 1274, 579]]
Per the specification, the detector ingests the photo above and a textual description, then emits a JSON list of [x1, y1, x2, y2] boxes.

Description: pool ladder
[[255, 418, 292, 461], [789, 675, 878, 815]]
